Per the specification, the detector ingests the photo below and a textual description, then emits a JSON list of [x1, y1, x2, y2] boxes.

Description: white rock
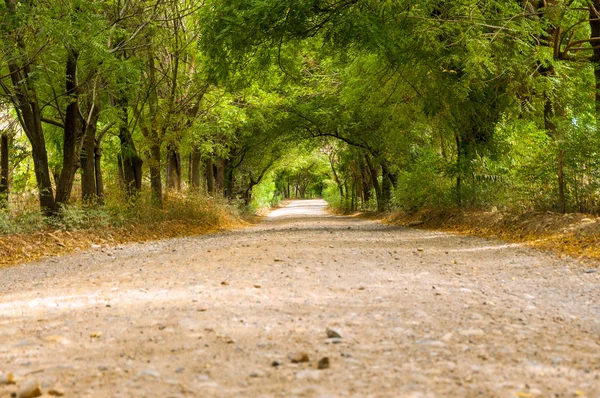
[[18, 379, 42, 398], [138, 369, 160, 378], [326, 328, 342, 338], [296, 370, 322, 381]]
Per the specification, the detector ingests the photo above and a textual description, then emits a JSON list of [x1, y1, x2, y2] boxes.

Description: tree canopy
[[2, 0, 600, 222]]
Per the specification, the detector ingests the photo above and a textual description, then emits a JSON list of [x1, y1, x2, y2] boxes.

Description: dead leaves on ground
[[390, 209, 600, 264], [0, 216, 244, 268]]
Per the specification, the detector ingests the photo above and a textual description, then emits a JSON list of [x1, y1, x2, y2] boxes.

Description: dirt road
[[0, 199, 599, 398]]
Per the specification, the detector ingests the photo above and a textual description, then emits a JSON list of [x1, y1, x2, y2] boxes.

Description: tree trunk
[[190, 147, 202, 191], [142, 50, 162, 204], [360, 162, 371, 207], [81, 123, 97, 202], [351, 179, 356, 211], [81, 101, 101, 203], [327, 153, 344, 200], [381, 160, 397, 188], [117, 154, 125, 189], [215, 157, 226, 194], [166, 144, 182, 191], [225, 164, 235, 198], [4, 0, 55, 215], [118, 105, 143, 197], [0, 134, 8, 208], [542, 77, 566, 213], [188, 153, 192, 187], [364, 155, 383, 211], [243, 178, 257, 206], [149, 142, 163, 207], [114, 44, 143, 198], [94, 144, 104, 205], [558, 148, 566, 214], [205, 158, 215, 194], [55, 48, 84, 206]]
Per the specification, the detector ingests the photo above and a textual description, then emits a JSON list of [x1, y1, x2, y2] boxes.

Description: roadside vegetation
[[2, 1, 600, 265]]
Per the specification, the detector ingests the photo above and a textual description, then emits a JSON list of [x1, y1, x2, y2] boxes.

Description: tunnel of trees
[[2, 0, 600, 224]]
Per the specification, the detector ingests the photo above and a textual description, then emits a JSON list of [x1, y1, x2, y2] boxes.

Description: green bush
[[249, 178, 276, 212], [50, 204, 112, 231], [322, 180, 343, 210], [393, 150, 453, 211]]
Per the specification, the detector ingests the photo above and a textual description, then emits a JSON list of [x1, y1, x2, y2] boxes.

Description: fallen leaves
[[0, 215, 245, 268], [515, 393, 532, 398], [0, 372, 15, 385], [390, 209, 600, 265]]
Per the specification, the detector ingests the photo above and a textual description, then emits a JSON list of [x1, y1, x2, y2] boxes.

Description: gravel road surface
[[0, 199, 598, 398]]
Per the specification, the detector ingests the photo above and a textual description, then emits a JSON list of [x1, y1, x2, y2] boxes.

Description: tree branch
[[41, 117, 65, 128]]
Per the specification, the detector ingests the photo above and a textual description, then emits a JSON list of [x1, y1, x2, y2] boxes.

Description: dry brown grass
[[388, 208, 600, 264], [0, 196, 246, 268]]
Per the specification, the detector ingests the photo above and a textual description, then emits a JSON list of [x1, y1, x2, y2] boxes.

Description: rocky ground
[[0, 199, 598, 398]]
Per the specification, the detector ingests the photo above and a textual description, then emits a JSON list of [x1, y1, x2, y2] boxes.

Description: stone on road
[[0, 199, 599, 397]]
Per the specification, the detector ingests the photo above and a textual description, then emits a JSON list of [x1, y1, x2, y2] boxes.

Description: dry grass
[[389, 208, 600, 264], [0, 194, 246, 268]]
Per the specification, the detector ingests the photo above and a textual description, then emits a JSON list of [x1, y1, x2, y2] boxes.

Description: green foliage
[[50, 204, 112, 231], [0, 206, 44, 234], [322, 180, 342, 210], [393, 149, 453, 212], [249, 178, 276, 211], [3, 0, 600, 231]]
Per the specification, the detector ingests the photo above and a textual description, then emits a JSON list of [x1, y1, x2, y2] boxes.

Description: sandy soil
[[0, 199, 598, 398]]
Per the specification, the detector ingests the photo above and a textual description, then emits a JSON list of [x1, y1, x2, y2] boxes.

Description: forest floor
[[0, 199, 599, 398]]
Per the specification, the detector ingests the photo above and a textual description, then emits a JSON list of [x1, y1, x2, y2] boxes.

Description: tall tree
[[1, 0, 56, 215]]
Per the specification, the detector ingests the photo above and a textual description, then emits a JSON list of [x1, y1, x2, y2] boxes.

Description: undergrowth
[[0, 190, 241, 235], [0, 190, 246, 267]]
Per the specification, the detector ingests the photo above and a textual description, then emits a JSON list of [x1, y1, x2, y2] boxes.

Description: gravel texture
[[0, 199, 598, 398]]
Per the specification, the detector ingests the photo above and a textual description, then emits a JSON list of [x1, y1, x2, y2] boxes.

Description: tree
[[1, 0, 56, 215]]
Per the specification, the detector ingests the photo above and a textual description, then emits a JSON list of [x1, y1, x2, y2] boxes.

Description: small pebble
[[317, 357, 330, 369], [290, 352, 310, 363], [326, 328, 342, 338], [0, 372, 15, 385], [18, 379, 42, 398], [48, 386, 65, 396], [138, 369, 160, 378]]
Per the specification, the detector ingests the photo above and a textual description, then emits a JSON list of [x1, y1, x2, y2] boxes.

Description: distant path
[[0, 200, 598, 397], [266, 199, 329, 218]]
